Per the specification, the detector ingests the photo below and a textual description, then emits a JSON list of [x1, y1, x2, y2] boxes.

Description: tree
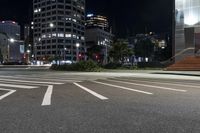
[[134, 38, 155, 61], [109, 39, 134, 64], [87, 45, 103, 61]]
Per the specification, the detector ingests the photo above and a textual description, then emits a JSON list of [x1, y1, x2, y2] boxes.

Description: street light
[[9, 38, 15, 43], [76, 43, 80, 62], [7, 38, 15, 62]]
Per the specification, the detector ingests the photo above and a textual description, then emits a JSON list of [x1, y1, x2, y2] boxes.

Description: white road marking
[[92, 81, 153, 95], [0, 75, 80, 82], [42, 85, 53, 106], [0, 78, 64, 85], [74, 83, 108, 100], [115, 78, 200, 89], [0, 83, 38, 89], [107, 79, 187, 92], [0, 88, 16, 100]]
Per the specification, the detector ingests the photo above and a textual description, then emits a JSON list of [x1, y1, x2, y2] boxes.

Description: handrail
[[160, 47, 195, 64]]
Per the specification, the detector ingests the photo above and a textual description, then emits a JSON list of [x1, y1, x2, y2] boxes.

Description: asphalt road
[[0, 68, 200, 133]]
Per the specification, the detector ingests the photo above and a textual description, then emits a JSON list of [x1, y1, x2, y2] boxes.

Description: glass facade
[[175, 0, 200, 61]]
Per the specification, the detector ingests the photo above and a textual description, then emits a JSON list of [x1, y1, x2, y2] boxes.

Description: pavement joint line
[[73, 82, 109, 100], [92, 81, 153, 95], [107, 79, 187, 92], [0, 78, 64, 85], [0, 88, 16, 100], [113, 78, 200, 89], [42, 85, 53, 106]]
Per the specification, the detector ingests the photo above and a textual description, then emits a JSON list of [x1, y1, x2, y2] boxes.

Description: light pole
[[7, 38, 15, 62], [27, 50, 31, 64], [76, 43, 80, 62], [64, 47, 67, 61], [49, 23, 55, 63]]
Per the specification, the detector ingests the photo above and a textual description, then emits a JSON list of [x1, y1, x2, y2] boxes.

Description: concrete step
[[166, 56, 200, 71]]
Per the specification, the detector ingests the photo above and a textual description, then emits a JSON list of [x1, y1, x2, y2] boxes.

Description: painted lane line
[[42, 85, 53, 106], [107, 79, 187, 92], [0, 83, 38, 89], [0, 88, 16, 100], [115, 78, 200, 89], [74, 83, 108, 100], [0, 76, 81, 82], [0, 78, 64, 85], [92, 81, 153, 95]]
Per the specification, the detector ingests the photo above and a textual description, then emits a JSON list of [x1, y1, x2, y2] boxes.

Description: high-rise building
[[85, 14, 113, 64], [24, 24, 31, 41], [0, 21, 20, 40], [33, 0, 85, 62], [174, 0, 200, 62], [86, 14, 109, 31]]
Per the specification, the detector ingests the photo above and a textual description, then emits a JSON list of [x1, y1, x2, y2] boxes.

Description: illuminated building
[[0, 21, 20, 40], [175, 0, 200, 62], [86, 14, 109, 31], [33, 0, 85, 62], [0, 21, 24, 63], [85, 14, 113, 64]]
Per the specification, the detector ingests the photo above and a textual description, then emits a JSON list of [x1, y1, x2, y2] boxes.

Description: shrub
[[50, 60, 101, 72], [103, 63, 122, 69]]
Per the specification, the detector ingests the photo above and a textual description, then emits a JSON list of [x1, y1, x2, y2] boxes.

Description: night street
[[0, 68, 200, 133]]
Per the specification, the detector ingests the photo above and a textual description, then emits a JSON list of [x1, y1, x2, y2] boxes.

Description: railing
[[160, 47, 195, 65]]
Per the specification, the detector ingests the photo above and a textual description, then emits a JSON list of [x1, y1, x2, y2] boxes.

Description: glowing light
[[76, 43, 80, 48], [49, 23, 54, 28], [184, 14, 198, 25], [9, 38, 15, 43]]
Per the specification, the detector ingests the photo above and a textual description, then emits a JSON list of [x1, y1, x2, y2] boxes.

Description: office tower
[[85, 14, 113, 64], [86, 14, 109, 31], [0, 21, 20, 40], [33, 0, 85, 62], [0, 21, 24, 63]]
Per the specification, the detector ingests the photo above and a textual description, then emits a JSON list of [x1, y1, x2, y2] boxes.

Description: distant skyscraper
[[24, 24, 31, 41], [85, 14, 113, 64], [0, 21, 20, 40], [175, 0, 200, 62], [86, 14, 109, 31], [0, 21, 24, 63], [33, 0, 85, 62]]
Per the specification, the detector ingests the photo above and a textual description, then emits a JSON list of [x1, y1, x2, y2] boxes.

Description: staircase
[[166, 56, 200, 71]]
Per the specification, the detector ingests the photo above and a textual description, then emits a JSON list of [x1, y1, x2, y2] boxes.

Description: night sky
[[0, 0, 173, 38]]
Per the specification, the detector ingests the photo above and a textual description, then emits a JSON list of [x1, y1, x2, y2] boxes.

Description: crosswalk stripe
[[92, 81, 153, 95], [0, 88, 16, 100]]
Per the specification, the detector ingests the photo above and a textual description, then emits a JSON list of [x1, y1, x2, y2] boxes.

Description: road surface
[[0, 68, 200, 133]]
